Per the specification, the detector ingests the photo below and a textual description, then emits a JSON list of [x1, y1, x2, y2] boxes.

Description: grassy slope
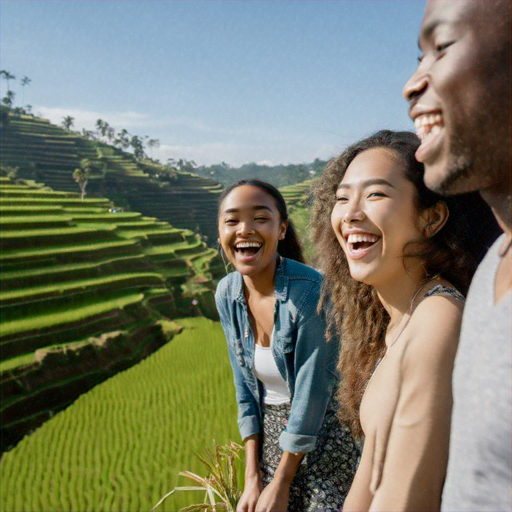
[[280, 179, 316, 264], [1, 112, 223, 244], [0, 318, 241, 512], [0, 176, 222, 451]]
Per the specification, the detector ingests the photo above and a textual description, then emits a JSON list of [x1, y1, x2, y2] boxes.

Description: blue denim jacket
[[215, 257, 339, 454]]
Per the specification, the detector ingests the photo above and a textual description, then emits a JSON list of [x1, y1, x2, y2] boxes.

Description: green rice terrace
[[0, 317, 241, 512], [280, 179, 316, 263], [0, 111, 223, 243], [0, 108, 319, 511], [0, 175, 223, 452]]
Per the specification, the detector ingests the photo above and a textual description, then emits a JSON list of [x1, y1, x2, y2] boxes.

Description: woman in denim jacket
[[216, 179, 359, 512]]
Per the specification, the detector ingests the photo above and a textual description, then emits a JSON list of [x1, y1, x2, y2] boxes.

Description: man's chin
[[424, 157, 475, 196], [423, 162, 455, 195]]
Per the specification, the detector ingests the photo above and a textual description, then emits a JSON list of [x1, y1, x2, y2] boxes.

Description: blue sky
[[1, 0, 426, 166]]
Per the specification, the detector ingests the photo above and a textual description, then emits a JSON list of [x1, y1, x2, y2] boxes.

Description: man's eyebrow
[[337, 178, 395, 190], [222, 205, 273, 215]]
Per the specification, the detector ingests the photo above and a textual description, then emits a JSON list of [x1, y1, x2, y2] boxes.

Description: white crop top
[[253, 341, 291, 405]]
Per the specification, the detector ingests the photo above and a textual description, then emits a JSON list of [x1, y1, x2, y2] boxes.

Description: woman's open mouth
[[234, 241, 263, 258], [346, 233, 380, 258]]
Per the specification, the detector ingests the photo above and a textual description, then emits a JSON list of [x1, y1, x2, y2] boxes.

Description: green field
[[280, 179, 315, 264], [0, 109, 318, 512], [0, 317, 241, 512], [0, 175, 225, 449]]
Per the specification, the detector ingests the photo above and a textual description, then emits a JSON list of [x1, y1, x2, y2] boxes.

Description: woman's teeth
[[235, 242, 262, 254], [414, 113, 444, 142], [347, 233, 379, 244], [347, 233, 380, 251]]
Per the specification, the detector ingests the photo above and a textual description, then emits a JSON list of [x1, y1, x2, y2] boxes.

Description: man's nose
[[403, 66, 428, 103]]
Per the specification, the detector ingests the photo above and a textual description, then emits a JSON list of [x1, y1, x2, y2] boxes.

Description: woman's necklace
[[386, 275, 441, 350], [364, 275, 442, 396]]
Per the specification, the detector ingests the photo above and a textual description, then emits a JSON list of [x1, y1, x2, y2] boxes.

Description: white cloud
[[155, 142, 252, 166], [36, 106, 152, 131], [34, 106, 341, 166], [36, 106, 216, 134], [155, 139, 339, 167]]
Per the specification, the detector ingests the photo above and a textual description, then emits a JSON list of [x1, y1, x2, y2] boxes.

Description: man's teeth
[[414, 113, 442, 129], [347, 233, 379, 244], [414, 113, 444, 142]]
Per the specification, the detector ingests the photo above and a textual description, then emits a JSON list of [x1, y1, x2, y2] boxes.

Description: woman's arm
[[368, 296, 463, 512], [237, 435, 263, 512], [216, 287, 261, 441], [256, 451, 304, 512], [343, 441, 374, 512], [279, 285, 340, 454]]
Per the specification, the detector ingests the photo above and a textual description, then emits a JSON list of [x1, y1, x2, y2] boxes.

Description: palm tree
[[96, 119, 109, 139], [20, 76, 31, 108], [81, 129, 97, 140], [1, 70, 15, 92], [72, 161, 91, 201], [62, 115, 75, 130], [2, 90, 15, 107], [130, 135, 145, 159], [116, 128, 131, 150], [147, 138, 160, 159], [106, 126, 115, 143]]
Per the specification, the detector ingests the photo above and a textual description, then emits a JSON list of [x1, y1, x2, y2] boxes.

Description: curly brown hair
[[310, 130, 500, 438]]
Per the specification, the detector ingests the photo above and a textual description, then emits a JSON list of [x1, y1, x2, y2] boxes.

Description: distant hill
[[187, 159, 328, 188], [0, 108, 223, 244]]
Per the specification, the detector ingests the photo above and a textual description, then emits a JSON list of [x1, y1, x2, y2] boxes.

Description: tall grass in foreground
[[0, 318, 241, 512], [152, 440, 243, 512]]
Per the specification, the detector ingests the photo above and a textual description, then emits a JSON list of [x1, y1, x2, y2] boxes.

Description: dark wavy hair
[[310, 130, 500, 438], [218, 179, 305, 264]]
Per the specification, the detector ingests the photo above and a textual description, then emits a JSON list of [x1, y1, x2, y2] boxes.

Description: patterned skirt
[[259, 397, 360, 512]]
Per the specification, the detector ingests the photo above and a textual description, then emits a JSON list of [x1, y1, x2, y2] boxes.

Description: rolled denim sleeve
[[215, 287, 261, 441], [279, 284, 339, 454], [225, 340, 261, 440]]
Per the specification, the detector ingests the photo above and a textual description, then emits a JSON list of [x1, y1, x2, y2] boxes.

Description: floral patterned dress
[[259, 396, 360, 512]]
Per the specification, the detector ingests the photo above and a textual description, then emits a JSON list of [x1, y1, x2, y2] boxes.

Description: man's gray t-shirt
[[442, 235, 512, 511]]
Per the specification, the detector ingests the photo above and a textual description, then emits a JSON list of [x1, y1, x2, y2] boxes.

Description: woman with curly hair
[[310, 130, 499, 511]]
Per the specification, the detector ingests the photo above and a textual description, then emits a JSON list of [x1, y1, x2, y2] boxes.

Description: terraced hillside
[[0, 111, 223, 243], [280, 179, 316, 263], [0, 318, 241, 512], [0, 176, 220, 451]]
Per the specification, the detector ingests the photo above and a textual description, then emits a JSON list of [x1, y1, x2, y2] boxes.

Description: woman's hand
[[237, 475, 263, 512], [254, 451, 303, 511], [238, 435, 262, 512], [255, 478, 291, 512]]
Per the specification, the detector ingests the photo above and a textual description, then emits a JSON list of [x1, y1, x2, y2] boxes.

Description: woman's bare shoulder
[[402, 292, 463, 371]]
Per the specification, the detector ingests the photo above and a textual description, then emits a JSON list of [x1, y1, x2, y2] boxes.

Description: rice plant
[[152, 440, 244, 512]]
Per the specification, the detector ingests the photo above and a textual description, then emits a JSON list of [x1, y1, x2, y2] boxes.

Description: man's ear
[[421, 201, 449, 238]]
